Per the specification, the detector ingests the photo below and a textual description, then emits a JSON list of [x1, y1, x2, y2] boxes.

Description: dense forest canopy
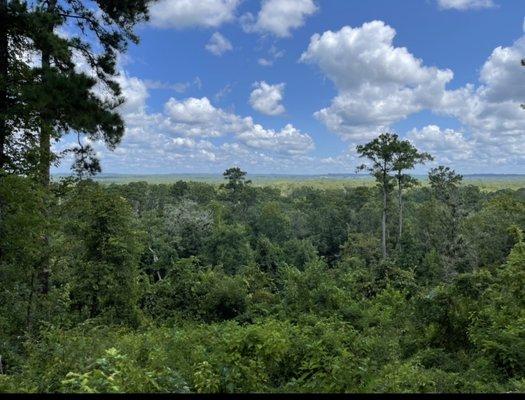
[[1, 163, 524, 393], [0, 0, 524, 395]]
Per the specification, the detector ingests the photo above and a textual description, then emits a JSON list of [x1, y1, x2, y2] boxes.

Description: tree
[[0, 0, 43, 174], [430, 166, 465, 266], [428, 165, 463, 250], [22, 0, 149, 186], [0, 175, 47, 336], [222, 167, 252, 192], [163, 200, 214, 258], [253, 201, 292, 243], [0, 0, 8, 171], [9, 0, 152, 303], [469, 231, 525, 380], [221, 166, 255, 209], [392, 141, 433, 248], [428, 166, 463, 204], [204, 223, 254, 274], [356, 133, 399, 258], [63, 182, 143, 325]]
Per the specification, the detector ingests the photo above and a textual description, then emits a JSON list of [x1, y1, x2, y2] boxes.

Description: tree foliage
[[1, 165, 524, 393], [0, 6, 523, 389]]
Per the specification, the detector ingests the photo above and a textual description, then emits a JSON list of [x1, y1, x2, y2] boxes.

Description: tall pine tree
[[32, 0, 152, 183], [0, 0, 153, 179]]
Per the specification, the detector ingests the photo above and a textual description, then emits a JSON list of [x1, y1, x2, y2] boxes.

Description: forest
[[1, 0, 525, 395], [1, 162, 525, 393]]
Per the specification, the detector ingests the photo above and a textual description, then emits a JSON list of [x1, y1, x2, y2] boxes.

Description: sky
[[54, 0, 525, 175]]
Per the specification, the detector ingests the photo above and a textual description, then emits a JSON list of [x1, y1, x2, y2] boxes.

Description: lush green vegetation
[[1, 0, 524, 394], [1, 164, 524, 393]]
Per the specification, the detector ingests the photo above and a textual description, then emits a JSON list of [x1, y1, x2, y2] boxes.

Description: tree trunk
[[382, 183, 388, 259], [0, 0, 8, 285], [37, 0, 57, 295], [39, 0, 57, 186], [398, 177, 403, 250], [39, 54, 52, 187], [0, 0, 8, 171], [25, 269, 37, 333]]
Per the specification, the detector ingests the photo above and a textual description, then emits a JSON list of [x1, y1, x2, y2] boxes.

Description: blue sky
[[55, 0, 525, 175]]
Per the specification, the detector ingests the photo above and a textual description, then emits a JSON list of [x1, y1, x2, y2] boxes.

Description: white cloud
[[249, 81, 286, 115], [301, 20, 525, 170], [54, 68, 318, 173], [163, 96, 248, 137], [215, 83, 234, 101], [258, 45, 285, 67], [143, 77, 202, 93], [87, 73, 316, 172], [478, 37, 525, 103], [237, 123, 314, 155], [117, 74, 149, 115], [205, 32, 233, 56], [55, 17, 525, 174], [407, 125, 474, 163], [149, 0, 240, 29], [439, 37, 525, 133], [434, 37, 525, 167], [242, 0, 318, 38], [437, 0, 496, 10], [411, 33, 525, 167], [162, 95, 312, 154], [258, 58, 273, 67], [301, 21, 453, 141]]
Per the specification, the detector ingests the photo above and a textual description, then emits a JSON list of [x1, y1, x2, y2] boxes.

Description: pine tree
[[0, 0, 41, 174], [0, 0, 153, 302], [0, 0, 152, 180], [356, 133, 399, 259]]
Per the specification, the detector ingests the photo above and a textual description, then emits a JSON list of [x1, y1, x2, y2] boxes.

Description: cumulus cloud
[[237, 123, 314, 155], [81, 73, 316, 173], [163, 97, 249, 137], [437, 0, 496, 10], [116, 74, 149, 115], [478, 38, 525, 103], [162, 95, 312, 154], [242, 0, 318, 37], [407, 125, 474, 163], [249, 81, 286, 115], [149, 0, 240, 29], [205, 32, 233, 56], [56, 17, 525, 173], [301, 20, 525, 170], [420, 33, 525, 167], [434, 37, 525, 167], [301, 21, 453, 141]]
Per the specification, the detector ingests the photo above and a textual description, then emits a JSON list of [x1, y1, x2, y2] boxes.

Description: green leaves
[[60, 347, 190, 393], [0, 0, 151, 178], [61, 182, 142, 325], [1, 174, 525, 393]]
